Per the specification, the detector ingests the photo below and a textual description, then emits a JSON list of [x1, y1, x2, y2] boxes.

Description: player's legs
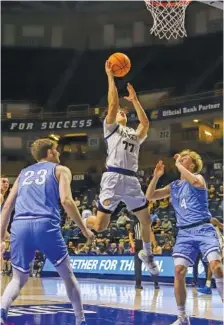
[[206, 264, 213, 285], [198, 224, 223, 301], [172, 258, 190, 325], [83, 172, 123, 232], [124, 175, 159, 275], [84, 172, 121, 232], [171, 229, 199, 324], [36, 219, 86, 325], [135, 207, 151, 244], [1, 219, 35, 324], [1, 268, 29, 323], [86, 211, 111, 232], [207, 252, 223, 301], [132, 208, 159, 275], [56, 256, 86, 325]]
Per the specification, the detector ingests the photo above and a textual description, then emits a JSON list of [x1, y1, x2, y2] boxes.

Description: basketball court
[[1, 276, 223, 324]]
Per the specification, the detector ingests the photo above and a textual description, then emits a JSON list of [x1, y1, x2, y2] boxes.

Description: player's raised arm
[[105, 60, 119, 124], [124, 83, 149, 139], [1, 178, 19, 240], [146, 161, 170, 200], [56, 165, 94, 241], [174, 153, 205, 188]]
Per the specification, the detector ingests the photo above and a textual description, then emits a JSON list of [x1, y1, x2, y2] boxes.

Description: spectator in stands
[[117, 210, 130, 227], [163, 240, 173, 252], [74, 197, 81, 209], [151, 210, 159, 223], [63, 215, 74, 229], [108, 243, 118, 255], [118, 243, 125, 255], [217, 185, 223, 200], [208, 184, 216, 200], [79, 245, 91, 255], [97, 244, 108, 255], [82, 196, 88, 207], [159, 198, 169, 210], [152, 219, 162, 235], [0, 175, 9, 206], [67, 241, 74, 255], [2, 240, 11, 275], [91, 195, 99, 209], [161, 215, 173, 233], [152, 241, 162, 255], [31, 251, 44, 277]]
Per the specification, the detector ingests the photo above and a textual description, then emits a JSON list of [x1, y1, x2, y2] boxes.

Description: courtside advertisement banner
[[43, 255, 206, 278], [2, 95, 222, 132]]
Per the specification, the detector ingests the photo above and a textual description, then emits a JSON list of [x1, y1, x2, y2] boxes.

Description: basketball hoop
[[144, 0, 192, 40]]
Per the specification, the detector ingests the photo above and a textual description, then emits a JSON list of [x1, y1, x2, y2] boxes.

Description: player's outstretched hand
[[174, 154, 181, 165], [124, 83, 137, 102], [83, 228, 95, 243], [0, 241, 6, 258], [153, 160, 165, 178], [105, 60, 114, 77]]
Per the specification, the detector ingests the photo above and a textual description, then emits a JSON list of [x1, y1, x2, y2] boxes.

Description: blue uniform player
[[0, 138, 94, 325], [146, 150, 223, 325]]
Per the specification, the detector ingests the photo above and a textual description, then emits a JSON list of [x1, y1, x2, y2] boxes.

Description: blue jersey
[[170, 179, 211, 227], [14, 162, 60, 222]]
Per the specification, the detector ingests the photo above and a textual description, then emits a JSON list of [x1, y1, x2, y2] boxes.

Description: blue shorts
[[10, 218, 68, 273], [172, 223, 221, 266]]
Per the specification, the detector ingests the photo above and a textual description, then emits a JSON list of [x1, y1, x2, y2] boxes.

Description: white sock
[[206, 280, 211, 288], [177, 305, 186, 318], [143, 242, 152, 256], [56, 257, 85, 325], [215, 278, 223, 301], [1, 268, 29, 313]]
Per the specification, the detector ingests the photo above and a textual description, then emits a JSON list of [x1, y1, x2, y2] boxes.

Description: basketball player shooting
[[82, 60, 159, 276], [0, 138, 94, 325], [146, 150, 223, 325]]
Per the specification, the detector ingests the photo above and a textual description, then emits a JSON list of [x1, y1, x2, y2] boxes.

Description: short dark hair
[[31, 138, 57, 161]]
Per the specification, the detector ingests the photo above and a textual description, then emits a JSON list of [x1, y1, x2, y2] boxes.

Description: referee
[[129, 216, 160, 290]]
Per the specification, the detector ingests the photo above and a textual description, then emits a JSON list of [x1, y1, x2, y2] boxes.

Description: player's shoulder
[[56, 165, 71, 174]]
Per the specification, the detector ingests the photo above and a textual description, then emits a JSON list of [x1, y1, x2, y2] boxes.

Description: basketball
[[108, 52, 131, 77]]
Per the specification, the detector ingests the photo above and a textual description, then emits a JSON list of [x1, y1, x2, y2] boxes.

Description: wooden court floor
[[1, 275, 223, 325]]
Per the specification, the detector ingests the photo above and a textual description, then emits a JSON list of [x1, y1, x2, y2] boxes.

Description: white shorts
[[98, 172, 148, 213]]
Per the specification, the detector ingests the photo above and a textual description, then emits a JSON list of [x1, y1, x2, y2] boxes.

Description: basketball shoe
[[197, 286, 212, 295], [171, 316, 191, 325], [138, 250, 159, 276]]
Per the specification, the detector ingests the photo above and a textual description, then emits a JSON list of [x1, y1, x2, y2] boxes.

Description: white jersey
[[104, 120, 146, 172]]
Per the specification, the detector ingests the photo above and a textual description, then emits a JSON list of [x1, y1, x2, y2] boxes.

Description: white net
[[144, 0, 191, 40]]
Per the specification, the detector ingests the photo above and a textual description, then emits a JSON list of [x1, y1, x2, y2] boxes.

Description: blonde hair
[[179, 149, 203, 173], [31, 138, 57, 161]]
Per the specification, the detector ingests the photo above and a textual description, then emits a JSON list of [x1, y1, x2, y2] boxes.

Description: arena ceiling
[[1, 1, 142, 13], [1, 1, 85, 12]]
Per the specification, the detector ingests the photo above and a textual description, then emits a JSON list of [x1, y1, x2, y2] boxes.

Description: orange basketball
[[108, 52, 131, 77]]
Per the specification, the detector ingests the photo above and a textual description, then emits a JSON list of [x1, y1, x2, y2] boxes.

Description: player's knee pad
[[207, 251, 222, 263], [174, 257, 190, 269]]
